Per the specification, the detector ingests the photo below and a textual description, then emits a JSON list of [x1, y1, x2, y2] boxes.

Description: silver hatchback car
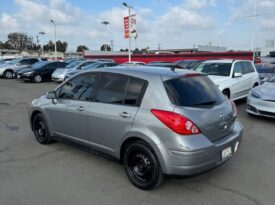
[[29, 66, 243, 190]]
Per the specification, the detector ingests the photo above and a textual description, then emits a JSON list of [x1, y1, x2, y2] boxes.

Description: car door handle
[[77, 106, 85, 111], [119, 112, 132, 118]]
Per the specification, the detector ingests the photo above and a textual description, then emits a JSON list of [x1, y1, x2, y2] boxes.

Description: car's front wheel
[[124, 141, 163, 190], [33, 74, 42, 83], [33, 114, 52, 144], [3, 70, 14, 79]]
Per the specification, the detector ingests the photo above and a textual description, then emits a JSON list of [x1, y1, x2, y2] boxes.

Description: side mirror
[[17, 62, 21, 66], [46, 90, 57, 99], [234, 72, 242, 78]]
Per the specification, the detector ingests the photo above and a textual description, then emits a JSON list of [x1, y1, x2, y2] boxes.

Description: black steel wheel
[[33, 114, 52, 144], [124, 141, 163, 190]]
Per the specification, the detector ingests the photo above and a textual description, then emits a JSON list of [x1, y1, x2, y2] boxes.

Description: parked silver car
[[0, 57, 44, 79], [29, 66, 243, 189], [247, 76, 275, 118], [51, 60, 97, 82]]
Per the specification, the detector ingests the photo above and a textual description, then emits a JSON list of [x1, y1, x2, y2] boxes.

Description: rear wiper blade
[[193, 101, 216, 106]]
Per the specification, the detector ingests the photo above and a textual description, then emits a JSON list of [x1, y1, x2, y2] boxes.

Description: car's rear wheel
[[3, 70, 13, 79], [33, 114, 52, 144], [124, 141, 163, 190], [33, 74, 42, 83]]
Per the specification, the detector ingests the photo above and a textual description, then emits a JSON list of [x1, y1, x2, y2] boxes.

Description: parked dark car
[[17, 61, 67, 83], [65, 62, 117, 79], [173, 60, 203, 69], [255, 63, 275, 84]]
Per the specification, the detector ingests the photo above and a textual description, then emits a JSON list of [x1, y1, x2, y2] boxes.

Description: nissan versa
[[29, 66, 243, 190]]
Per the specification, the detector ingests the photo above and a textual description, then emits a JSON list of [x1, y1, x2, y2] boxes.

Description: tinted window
[[125, 78, 145, 106], [195, 63, 232, 76], [96, 74, 128, 104], [59, 74, 98, 101], [164, 76, 225, 107], [241, 62, 251, 74], [29, 59, 39, 64], [233, 62, 243, 75]]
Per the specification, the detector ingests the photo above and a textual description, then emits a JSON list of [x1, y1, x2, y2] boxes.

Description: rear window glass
[[164, 75, 225, 107]]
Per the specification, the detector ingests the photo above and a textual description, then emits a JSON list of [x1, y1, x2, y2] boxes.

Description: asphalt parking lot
[[0, 79, 274, 205]]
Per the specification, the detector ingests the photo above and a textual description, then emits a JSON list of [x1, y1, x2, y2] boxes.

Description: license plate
[[221, 147, 232, 161]]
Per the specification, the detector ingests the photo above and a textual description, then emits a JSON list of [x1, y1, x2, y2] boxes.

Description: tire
[[33, 74, 42, 83], [124, 141, 163, 190], [3, 70, 13, 79], [32, 114, 52, 144], [222, 89, 230, 99]]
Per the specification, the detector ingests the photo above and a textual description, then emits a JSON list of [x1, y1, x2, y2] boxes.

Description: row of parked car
[[1, 56, 274, 189], [1, 57, 275, 119]]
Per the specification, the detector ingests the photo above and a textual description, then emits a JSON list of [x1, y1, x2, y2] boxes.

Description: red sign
[[124, 16, 130, 38], [124, 14, 136, 38]]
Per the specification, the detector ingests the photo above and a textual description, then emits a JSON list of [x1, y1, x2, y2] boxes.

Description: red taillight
[[231, 100, 237, 118], [151, 109, 201, 135]]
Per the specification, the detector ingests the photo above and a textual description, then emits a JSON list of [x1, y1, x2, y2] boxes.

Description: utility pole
[[50, 19, 57, 60], [110, 40, 114, 51], [158, 43, 161, 51]]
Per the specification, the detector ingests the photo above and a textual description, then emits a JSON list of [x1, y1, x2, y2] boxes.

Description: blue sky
[[0, 0, 275, 51]]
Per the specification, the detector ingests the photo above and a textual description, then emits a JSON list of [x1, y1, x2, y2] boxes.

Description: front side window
[[233, 62, 243, 76], [95, 74, 128, 104], [59, 74, 98, 101]]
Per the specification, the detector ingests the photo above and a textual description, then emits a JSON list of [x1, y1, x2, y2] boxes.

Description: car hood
[[208, 75, 230, 84], [252, 83, 275, 101], [0, 64, 15, 70], [18, 68, 36, 74], [67, 70, 80, 76]]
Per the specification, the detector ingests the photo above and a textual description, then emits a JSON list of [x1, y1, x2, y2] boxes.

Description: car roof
[[200, 59, 252, 64], [82, 65, 200, 81]]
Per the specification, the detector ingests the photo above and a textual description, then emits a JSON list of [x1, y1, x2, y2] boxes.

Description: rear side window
[[96, 74, 128, 104], [124, 78, 145, 106], [240, 62, 254, 74], [164, 76, 225, 107]]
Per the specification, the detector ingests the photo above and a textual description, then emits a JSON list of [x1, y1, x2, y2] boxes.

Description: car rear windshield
[[164, 75, 225, 107], [195, 62, 232, 76]]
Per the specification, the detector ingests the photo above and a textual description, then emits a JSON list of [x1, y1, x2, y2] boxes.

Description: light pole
[[252, 0, 257, 62], [50, 19, 57, 60], [101, 21, 111, 51], [38, 32, 45, 57], [123, 2, 133, 62]]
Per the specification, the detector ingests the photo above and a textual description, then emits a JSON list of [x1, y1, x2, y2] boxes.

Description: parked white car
[[194, 59, 260, 100]]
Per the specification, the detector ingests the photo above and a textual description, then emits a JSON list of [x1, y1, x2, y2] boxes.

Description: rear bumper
[[159, 120, 243, 176]]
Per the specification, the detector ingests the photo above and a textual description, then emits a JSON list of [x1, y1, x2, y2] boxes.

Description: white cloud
[[184, 0, 217, 10]]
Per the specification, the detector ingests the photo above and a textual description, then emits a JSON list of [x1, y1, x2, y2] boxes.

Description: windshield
[[164, 75, 225, 107], [8, 58, 22, 65], [83, 63, 101, 69], [195, 62, 232, 76], [65, 61, 83, 68], [256, 64, 275, 73]]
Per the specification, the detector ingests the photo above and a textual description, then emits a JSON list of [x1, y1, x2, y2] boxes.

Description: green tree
[[100, 44, 111, 51], [76, 45, 89, 52]]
